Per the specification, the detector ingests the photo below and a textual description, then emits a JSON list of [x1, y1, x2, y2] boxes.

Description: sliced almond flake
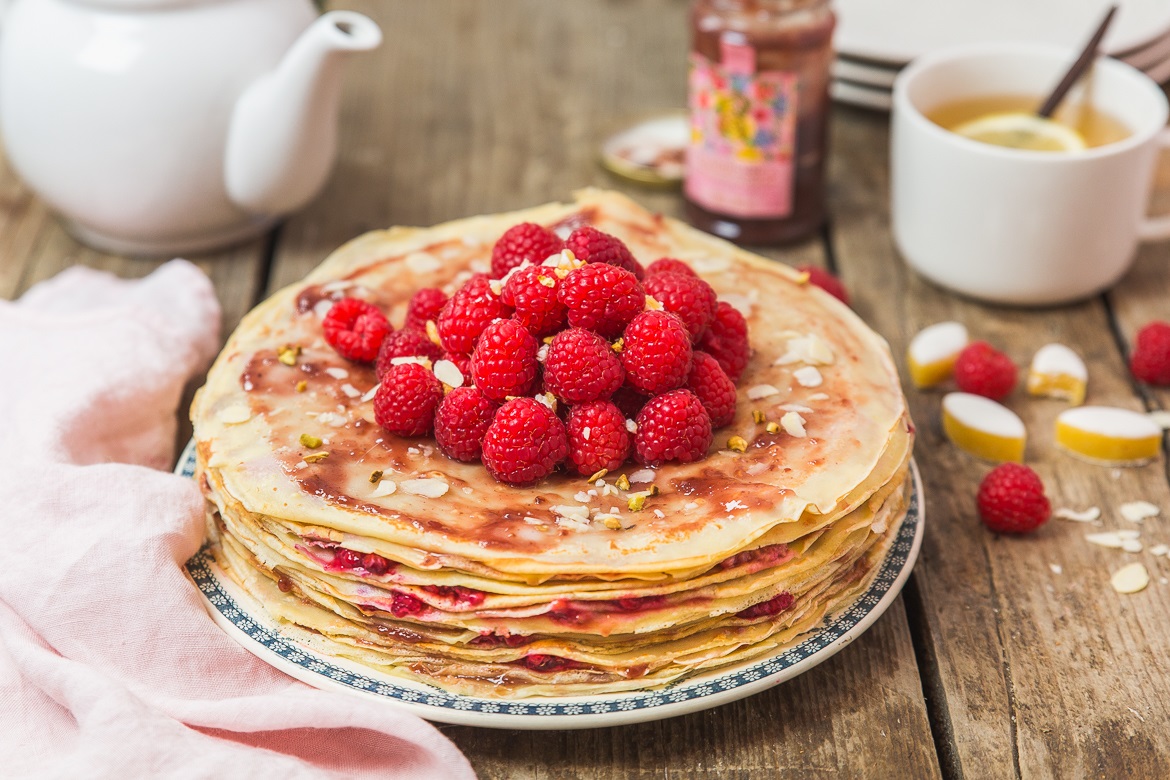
[[1120, 501, 1160, 524], [793, 366, 823, 388], [725, 499, 746, 511], [1150, 544, 1169, 556], [405, 252, 441, 274], [1122, 539, 1144, 553], [361, 383, 381, 403], [683, 501, 699, 511], [407, 447, 420, 455], [806, 392, 829, 401], [433, 360, 464, 388], [1118, 529, 1141, 540], [316, 412, 347, 427], [390, 356, 433, 369], [582, 426, 591, 441], [1111, 562, 1150, 594], [1049, 563, 1063, 575], [535, 392, 558, 412], [1086, 532, 1127, 549], [552, 505, 590, 522], [625, 419, 637, 434], [1147, 410, 1170, 429], [370, 479, 397, 498], [340, 383, 361, 399], [400, 478, 449, 498], [644, 295, 664, 311], [774, 334, 835, 366], [488, 278, 505, 296], [1055, 506, 1101, 523], [321, 280, 352, 294], [219, 405, 253, 425], [425, 319, 442, 346], [574, 491, 592, 503], [324, 367, 349, 380], [629, 468, 655, 484], [536, 343, 550, 363], [747, 384, 780, 400], [781, 411, 807, 437], [745, 461, 769, 476], [779, 403, 814, 414]]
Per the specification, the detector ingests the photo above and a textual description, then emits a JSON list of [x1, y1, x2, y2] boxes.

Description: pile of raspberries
[[320, 223, 751, 486]]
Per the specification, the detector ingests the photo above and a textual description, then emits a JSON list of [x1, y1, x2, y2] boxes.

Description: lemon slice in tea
[[952, 112, 1087, 152]]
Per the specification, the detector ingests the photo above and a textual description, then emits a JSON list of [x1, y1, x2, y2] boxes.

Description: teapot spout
[[224, 11, 381, 216]]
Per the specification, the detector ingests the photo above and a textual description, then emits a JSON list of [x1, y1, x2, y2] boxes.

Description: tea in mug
[[926, 94, 1131, 151]]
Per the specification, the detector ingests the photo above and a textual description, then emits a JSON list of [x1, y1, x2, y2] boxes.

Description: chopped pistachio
[[602, 516, 623, 530], [542, 335, 555, 345], [611, 337, 624, 353], [299, 433, 323, 449], [752, 410, 766, 424], [727, 435, 748, 453], [765, 421, 781, 434], [615, 473, 631, 491], [369, 469, 384, 484], [303, 451, 329, 463], [628, 493, 647, 512], [277, 344, 301, 366], [295, 380, 308, 393], [587, 468, 608, 484]]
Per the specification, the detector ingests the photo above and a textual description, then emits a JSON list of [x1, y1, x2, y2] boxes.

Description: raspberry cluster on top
[[319, 222, 752, 486]]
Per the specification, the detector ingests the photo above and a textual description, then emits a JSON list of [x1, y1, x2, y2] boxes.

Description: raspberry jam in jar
[[685, 0, 836, 245]]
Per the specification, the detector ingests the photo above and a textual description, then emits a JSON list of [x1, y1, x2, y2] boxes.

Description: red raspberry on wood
[[566, 401, 632, 475], [621, 310, 693, 396], [375, 328, 443, 380], [1130, 321, 1170, 385], [976, 463, 1050, 535], [564, 225, 645, 279], [697, 301, 751, 384], [470, 319, 540, 401], [543, 327, 625, 404], [634, 389, 712, 466], [686, 351, 737, 428], [436, 275, 512, 356], [322, 297, 392, 363], [501, 264, 568, 337], [434, 386, 500, 463], [797, 265, 850, 306], [954, 341, 1017, 400], [491, 222, 564, 278], [643, 271, 718, 342], [404, 288, 448, 332], [481, 397, 569, 486], [646, 257, 696, 278], [558, 262, 645, 339], [373, 362, 443, 436]]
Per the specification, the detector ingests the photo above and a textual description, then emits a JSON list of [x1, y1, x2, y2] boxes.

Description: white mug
[[891, 43, 1170, 306]]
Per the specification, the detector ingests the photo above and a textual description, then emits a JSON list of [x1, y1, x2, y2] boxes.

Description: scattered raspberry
[[404, 288, 448, 332], [643, 272, 717, 342], [543, 328, 624, 404], [501, 264, 567, 337], [481, 398, 569, 486], [797, 266, 850, 306], [436, 275, 512, 356], [373, 362, 443, 436], [634, 389, 712, 465], [1130, 321, 1170, 385], [646, 257, 696, 278], [976, 463, 1050, 535], [491, 222, 564, 278], [434, 386, 500, 462], [611, 386, 649, 420], [375, 328, 443, 380], [621, 310, 693, 396], [697, 302, 751, 384], [565, 225, 645, 279], [566, 401, 632, 475], [954, 341, 1017, 400], [558, 262, 645, 339], [686, 351, 737, 428], [470, 319, 539, 401], [322, 297, 391, 363]]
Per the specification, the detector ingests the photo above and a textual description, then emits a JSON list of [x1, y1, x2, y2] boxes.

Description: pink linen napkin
[[0, 261, 476, 779]]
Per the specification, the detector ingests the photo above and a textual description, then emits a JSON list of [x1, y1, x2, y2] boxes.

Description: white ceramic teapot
[[0, 0, 381, 255]]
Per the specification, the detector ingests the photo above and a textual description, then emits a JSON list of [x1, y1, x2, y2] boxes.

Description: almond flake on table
[[1111, 562, 1150, 594], [1119, 501, 1159, 524], [1049, 563, 1063, 575], [1085, 530, 1140, 549], [1150, 544, 1169, 557], [1054, 506, 1101, 523]]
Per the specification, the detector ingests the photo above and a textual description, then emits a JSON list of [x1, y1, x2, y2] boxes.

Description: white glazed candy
[[1026, 343, 1087, 405], [907, 321, 968, 388], [941, 392, 1025, 462], [1055, 406, 1162, 466]]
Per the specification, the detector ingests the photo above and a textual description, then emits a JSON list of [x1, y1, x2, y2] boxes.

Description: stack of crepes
[[191, 190, 913, 698]]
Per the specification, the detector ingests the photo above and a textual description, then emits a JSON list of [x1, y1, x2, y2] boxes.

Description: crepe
[[191, 189, 913, 698]]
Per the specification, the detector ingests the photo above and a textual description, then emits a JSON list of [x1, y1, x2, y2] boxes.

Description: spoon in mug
[[1036, 4, 1119, 118]]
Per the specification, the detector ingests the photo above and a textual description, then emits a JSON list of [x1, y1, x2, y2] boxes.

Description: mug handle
[[1139, 127, 1170, 241]]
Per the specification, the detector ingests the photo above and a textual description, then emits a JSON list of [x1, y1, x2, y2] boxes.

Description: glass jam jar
[[685, 0, 836, 245]]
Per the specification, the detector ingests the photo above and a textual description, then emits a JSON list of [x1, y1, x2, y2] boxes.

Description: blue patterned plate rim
[[179, 440, 924, 730]]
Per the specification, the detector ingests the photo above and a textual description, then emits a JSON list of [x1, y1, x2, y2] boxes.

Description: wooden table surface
[[5, 2, 1170, 777]]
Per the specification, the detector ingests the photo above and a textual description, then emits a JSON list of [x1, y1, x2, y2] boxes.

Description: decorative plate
[[180, 442, 924, 730]]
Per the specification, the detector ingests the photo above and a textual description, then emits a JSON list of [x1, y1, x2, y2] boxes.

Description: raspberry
[[404, 288, 448, 332], [333, 548, 362, 569], [646, 257, 696, 278], [434, 386, 500, 462], [954, 342, 1017, 400], [736, 591, 795, 620], [686, 351, 737, 428], [470, 319, 539, 401], [564, 226, 645, 279], [1130, 321, 1170, 385], [501, 264, 567, 337], [797, 266, 850, 306], [322, 297, 391, 363], [375, 328, 443, 380], [611, 386, 649, 419], [558, 263, 644, 339], [491, 222, 564, 278], [436, 275, 512, 356], [566, 401, 632, 475], [373, 362, 443, 436], [543, 328, 624, 404], [621, 310, 693, 396], [360, 553, 391, 576], [481, 398, 569, 486], [633, 389, 712, 465], [643, 272, 717, 342], [697, 302, 751, 384], [976, 463, 1050, 534]]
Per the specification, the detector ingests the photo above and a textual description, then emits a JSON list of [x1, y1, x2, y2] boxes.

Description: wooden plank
[[830, 104, 1170, 779], [265, 1, 940, 776]]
